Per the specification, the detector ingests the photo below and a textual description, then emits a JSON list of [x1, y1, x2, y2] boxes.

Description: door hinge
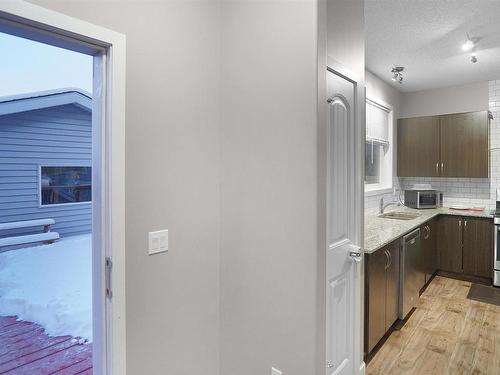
[[105, 257, 113, 300]]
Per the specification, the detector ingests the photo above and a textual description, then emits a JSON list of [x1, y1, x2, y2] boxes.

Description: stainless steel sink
[[378, 211, 420, 220]]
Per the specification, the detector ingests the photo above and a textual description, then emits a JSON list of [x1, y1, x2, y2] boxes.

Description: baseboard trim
[[436, 270, 491, 286]]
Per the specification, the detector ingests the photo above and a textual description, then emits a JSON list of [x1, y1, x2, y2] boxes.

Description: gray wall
[[400, 81, 489, 118], [220, 1, 319, 374], [0, 104, 92, 238], [30, 1, 222, 374]]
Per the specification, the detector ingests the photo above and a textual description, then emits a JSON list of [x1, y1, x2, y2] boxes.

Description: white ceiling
[[365, 0, 500, 92]]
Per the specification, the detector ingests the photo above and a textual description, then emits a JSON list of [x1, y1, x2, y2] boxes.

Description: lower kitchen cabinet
[[420, 218, 438, 287], [365, 240, 399, 355], [384, 243, 399, 330], [462, 217, 493, 279], [438, 215, 493, 282], [438, 215, 463, 273], [421, 218, 438, 284]]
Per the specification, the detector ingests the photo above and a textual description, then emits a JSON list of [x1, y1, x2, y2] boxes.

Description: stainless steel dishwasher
[[399, 228, 421, 320]]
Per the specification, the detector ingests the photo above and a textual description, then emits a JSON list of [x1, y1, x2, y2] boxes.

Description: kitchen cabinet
[[438, 216, 463, 273], [365, 240, 400, 355], [397, 116, 440, 177], [385, 243, 399, 330], [463, 217, 493, 279], [397, 111, 489, 178], [438, 215, 493, 281], [440, 112, 489, 177], [421, 218, 437, 284]]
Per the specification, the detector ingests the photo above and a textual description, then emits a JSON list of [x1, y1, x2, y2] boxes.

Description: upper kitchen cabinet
[[440, 111, 489, 177], [397, 111, 490, 178], [397, 116, 440, 177]]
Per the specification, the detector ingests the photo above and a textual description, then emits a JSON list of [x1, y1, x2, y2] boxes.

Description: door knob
[[349, 251, 362, 262]]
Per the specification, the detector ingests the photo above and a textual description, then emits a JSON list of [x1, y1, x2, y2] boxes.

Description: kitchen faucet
[[379, 197, 401, 214]]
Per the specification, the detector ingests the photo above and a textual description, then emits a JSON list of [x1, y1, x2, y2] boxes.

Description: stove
[[494, 192, 500, 287]]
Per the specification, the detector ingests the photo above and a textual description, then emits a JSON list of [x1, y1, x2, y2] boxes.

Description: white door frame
[[0, 1, 126, 374], [326, 57, 365, 375]]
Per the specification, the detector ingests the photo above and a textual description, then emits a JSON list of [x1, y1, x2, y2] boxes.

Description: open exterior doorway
[[0, 2, 125, 374]]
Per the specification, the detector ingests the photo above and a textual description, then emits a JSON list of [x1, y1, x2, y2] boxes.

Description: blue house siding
[[0, 103, 92, 238]]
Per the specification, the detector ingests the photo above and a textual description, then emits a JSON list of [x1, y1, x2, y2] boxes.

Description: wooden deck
[[0, 316, 92, 374], [367, 276, 500, 375]]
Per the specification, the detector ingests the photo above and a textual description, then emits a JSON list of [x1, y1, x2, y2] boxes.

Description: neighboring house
[[0, 89, 92, 238]]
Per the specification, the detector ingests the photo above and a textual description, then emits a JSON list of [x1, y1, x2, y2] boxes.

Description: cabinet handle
[[384, 250, 389, 269], [464, 220, 467, 231], [424, 225, 430, 239], [459, 219, 462, 231], [441, 162, 444, 174], [436, 162, 439, 175], [388, 250, 392, 268]]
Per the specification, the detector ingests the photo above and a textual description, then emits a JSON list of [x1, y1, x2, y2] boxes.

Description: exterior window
[[365, 99, 393, 192], [365, 141, 381, 184], [40, 166, 91, 205]]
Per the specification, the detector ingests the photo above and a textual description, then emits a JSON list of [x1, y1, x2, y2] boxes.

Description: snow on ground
[[0, 234, 92, 341]]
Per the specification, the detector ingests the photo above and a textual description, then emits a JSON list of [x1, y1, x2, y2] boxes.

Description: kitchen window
[[365, 98, 393, 193], [40, 166, 92, 206]]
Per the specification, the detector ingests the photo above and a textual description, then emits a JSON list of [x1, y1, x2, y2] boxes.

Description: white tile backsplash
[[365, 79, 500, 211]]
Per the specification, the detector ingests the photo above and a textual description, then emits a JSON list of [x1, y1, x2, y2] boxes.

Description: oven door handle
[[495, 225, 499, 263]]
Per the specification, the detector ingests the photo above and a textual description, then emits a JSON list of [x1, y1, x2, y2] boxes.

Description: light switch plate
[[271, 367, 283, 375], [148, 229, 168, 255]]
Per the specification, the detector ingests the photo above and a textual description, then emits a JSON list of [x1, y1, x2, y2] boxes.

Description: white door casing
[[325, 65, 363, 375]]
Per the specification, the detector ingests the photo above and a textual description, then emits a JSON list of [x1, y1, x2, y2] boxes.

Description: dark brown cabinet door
[[440, 111, 489, 177], [427, 218, 438, 278], [438, 216, 463, 273], [397, 116, 440, 177], [463, 217, 493, 279], [421, 218, 438, 283], [365, 248, 388, 353], [385, 242, 400, 331]]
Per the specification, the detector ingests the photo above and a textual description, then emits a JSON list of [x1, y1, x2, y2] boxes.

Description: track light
[[463, 33, 478, 63], [471, 51, 478, 63], [462, 39, 474, 51], [391, 66, 404, 84], [462, 33, 475, 51]]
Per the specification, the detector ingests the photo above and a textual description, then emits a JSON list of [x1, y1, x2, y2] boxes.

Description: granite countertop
[[364, 205, 493, 254]]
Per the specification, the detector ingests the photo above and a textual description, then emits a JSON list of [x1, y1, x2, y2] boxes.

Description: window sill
[[364, 187, 393, 197]]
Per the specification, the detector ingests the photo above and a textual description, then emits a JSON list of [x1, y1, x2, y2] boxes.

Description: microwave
[[404, 190, 443, 209]]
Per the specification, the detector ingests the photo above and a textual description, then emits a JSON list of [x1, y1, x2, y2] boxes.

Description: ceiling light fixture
[[391, 66, 404, 84], [462, 34, 478, 63], [471, 51, 478, 63], [462, 37, 474, 51]]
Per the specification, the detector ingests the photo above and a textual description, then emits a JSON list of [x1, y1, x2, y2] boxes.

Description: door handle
[[349, 251, 362, 263]]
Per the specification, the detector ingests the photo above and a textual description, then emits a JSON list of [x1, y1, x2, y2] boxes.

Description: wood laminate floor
[[367, 276, 500, 375]]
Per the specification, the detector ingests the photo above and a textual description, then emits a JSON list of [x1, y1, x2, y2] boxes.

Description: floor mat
[[467, 283, 500, 306]]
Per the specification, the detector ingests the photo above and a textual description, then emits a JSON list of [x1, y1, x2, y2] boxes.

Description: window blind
[[366, 99, 390, 145]]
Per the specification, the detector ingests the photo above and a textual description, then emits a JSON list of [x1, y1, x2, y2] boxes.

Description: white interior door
[[325, 67, 362, 375]]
